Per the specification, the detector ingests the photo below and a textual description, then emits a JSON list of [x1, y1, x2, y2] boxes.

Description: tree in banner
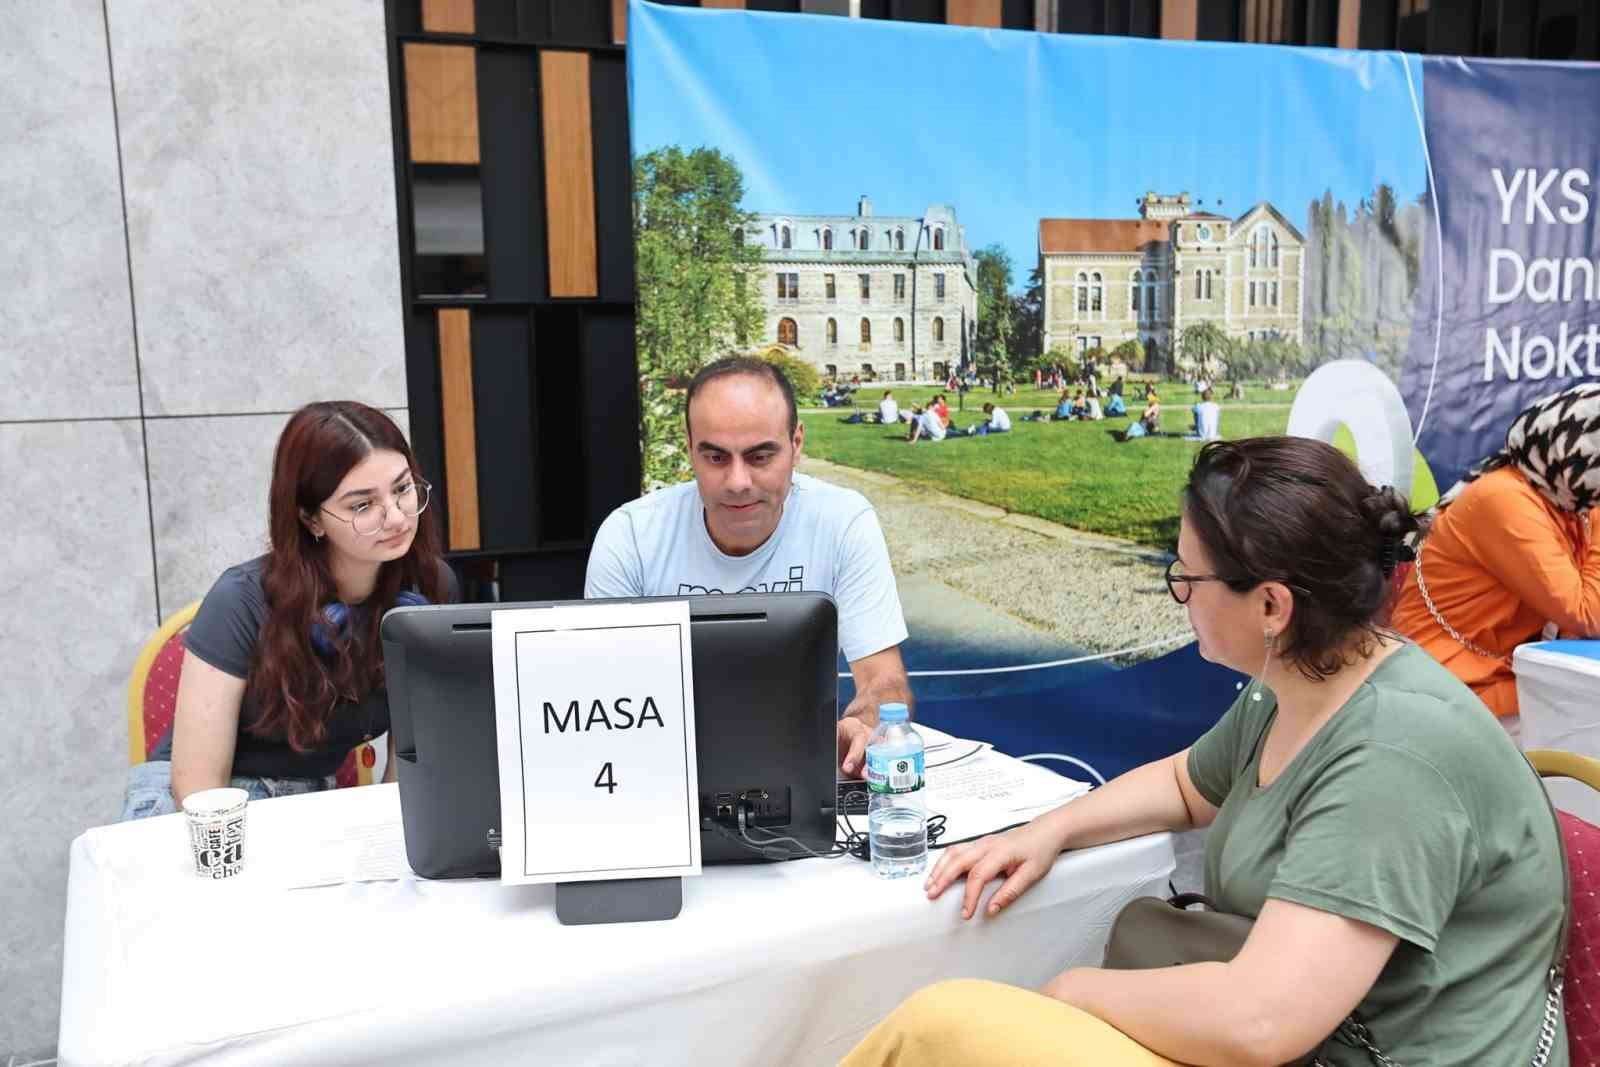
[[1226, 339, 1263, 392], [1009, 262, 1045, 375], [973, 245, 1016, 379], [1178, 320, 1231, 382], [1109, 339, 1144, 377], [634, 146, 765, 489], [756, 345, 819, 402], [1304, 185, 1424, 379]]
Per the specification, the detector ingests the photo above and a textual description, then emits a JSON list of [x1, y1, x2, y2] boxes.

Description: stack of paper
[[919, 727, 1092, 844]]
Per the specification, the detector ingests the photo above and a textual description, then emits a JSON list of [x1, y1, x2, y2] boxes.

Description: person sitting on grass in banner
[[878, 389, 900, 426], [1078, 393, 1103, 421], [975, 402, 1011, 436], [907, 404, 947, 443], [1121, 392, 1163, 442], [1105, 392, 1128, 418], [1141, 391, 1162, 433], [1053, 390, 1074, 421], [1192, 388, 1221, 441], [932, 393, 951, 428]]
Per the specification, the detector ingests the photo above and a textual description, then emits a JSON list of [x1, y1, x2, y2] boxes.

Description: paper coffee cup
[[182, 787, 249, 879]]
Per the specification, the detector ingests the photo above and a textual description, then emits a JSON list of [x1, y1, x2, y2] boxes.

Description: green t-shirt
[[1186, 643, 1566, 1066]]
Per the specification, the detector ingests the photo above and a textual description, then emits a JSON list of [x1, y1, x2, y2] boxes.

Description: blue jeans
[[119, 760, 336, 821]]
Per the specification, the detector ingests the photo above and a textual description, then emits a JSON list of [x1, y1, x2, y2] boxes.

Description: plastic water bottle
[[866, 702, 927, 878]]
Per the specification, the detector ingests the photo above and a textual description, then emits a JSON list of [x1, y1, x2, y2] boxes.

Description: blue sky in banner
[[629, 0, 1430, 291]]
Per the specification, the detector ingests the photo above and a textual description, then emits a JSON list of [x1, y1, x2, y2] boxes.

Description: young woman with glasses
[[842, 437, 1567, 1067], [121, 401, 455, 820]]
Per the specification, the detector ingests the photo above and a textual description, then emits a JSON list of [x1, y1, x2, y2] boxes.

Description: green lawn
[[802, 394, 1293, 551]]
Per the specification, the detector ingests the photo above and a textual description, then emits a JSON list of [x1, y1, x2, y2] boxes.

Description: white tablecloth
[[59, 782, 1174, 1067], [1517, 640, 1600, 824]]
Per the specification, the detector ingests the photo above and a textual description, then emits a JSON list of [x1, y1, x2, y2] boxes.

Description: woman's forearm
[[1033, 753, 1204, 854]]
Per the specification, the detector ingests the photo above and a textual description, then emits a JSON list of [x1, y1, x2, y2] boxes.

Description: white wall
[[0, 0, 404, 1051]]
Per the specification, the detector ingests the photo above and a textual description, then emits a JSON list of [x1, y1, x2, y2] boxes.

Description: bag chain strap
[[1414, 513, 1592, 664], [1534, 967, 1564, 1067], [1413, 539, 1508, 663]]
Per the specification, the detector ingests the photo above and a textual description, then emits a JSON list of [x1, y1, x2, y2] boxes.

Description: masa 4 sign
[[491, 600, 702, 885]]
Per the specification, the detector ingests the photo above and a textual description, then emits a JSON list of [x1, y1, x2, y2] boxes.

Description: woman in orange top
[[1391, 382, 1600, 727]]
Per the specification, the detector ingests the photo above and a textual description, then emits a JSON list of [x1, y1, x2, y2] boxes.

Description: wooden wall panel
[[947, 0, 1001, 26], [1162, 0, 1199, 39], [421, 0, 474, 34], [437, 308, 481, 550], [539, 51, 599, 298], [612, 0, 628, 43], [701, 0, 748, 8], [404, 43, 480, 165], [1337, 0, 1361, 48]]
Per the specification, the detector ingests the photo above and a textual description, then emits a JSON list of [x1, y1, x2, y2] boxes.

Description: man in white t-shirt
[[586, 358, 912, 775], [1192, 388, 1221, 441], [878, 390, 900, 426], [975, 403, 1010, 435], [906, 405, 946, 443]]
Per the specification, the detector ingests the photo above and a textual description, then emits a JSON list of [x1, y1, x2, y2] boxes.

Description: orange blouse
[[1390, 466, 1600, 716]]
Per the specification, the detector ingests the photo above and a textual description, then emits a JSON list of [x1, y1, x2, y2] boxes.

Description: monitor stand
[[555, 876, 683, 925]]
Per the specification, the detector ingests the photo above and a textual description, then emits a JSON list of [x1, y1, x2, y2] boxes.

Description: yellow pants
[[839, 979, 1186, 1067]]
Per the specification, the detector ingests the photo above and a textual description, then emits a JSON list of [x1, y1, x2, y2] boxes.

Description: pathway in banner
[[799, 456, 1190, 669]]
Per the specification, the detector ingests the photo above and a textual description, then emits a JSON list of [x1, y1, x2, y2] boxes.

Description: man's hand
[[839, 645, 912, 777], [837, 716, 871, 777]]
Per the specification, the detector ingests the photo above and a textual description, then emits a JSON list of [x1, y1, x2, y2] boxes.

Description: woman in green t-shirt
[[843, 437, 1567, 1067]]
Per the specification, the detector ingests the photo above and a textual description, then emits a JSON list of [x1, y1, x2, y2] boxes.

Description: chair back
[[127, 601, 200, 764], [127, 599, 375, 785], [1527, 749, 1600, 1065]]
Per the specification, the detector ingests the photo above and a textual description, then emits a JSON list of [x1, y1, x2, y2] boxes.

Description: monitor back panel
[[382, 593, 838, 878]]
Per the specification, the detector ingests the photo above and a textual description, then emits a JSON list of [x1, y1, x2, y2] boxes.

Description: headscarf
[[1434, 382, 1600, 515]]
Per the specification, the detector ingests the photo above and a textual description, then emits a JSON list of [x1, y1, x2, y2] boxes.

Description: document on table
[[925, 745, 1090, 843], [277, 819, 414, 890]]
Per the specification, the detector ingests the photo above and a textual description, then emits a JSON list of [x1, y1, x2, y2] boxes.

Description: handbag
[[1101, 758, 1572, 1067]]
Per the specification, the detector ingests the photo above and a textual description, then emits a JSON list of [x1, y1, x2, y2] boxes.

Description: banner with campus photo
[[626, 0, 1600, 781]]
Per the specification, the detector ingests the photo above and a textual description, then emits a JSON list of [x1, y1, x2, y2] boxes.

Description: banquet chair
[[1526, 748, 1600, 1065]]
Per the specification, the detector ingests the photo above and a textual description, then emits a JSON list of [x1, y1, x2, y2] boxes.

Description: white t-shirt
[[1193, 400, 1221, 440], [584, 473, 908, 663], [988, 407, 1012, 431], [879, 397, 900, 424], [917, 410, 946, 440], [1084, 397, 1102, 420]]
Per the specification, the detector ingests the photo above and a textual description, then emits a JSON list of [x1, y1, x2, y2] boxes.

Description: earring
[[313, 531, 324, 542], [1251, 631, 1276, 702]]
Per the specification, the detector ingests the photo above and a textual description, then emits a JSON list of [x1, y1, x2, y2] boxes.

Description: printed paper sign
[[492, 600, 701, 884]]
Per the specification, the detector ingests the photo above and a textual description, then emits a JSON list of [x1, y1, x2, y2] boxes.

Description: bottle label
[[866, 750, 924, 794]]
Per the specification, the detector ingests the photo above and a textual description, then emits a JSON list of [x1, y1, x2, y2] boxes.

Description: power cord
[[704, 803, 851, 862], [705, 794, 949, 863]]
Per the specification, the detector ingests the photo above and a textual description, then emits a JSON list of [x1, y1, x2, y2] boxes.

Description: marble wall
[[0, 0, 404, 1053]]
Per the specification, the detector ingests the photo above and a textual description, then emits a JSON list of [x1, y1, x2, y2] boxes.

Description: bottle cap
[[878, 702, 909, 722]]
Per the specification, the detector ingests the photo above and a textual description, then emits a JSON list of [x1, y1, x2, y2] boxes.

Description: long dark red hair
[[248, 401, 449, 751]]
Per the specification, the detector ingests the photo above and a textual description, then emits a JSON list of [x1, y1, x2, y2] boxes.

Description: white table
[[1517, 640, 1600, 824], [59, 782, 1173, 1066]]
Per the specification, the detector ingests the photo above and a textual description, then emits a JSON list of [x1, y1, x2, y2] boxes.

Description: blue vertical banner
[[1403, 58, 1600, 490]]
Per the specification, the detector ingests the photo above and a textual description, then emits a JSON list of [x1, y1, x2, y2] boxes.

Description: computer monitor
[[381, 592, 839, 879]]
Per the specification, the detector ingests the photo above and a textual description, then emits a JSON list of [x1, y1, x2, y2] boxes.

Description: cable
[[838, 789, 947, 861], [706, 794, 951, 863]]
